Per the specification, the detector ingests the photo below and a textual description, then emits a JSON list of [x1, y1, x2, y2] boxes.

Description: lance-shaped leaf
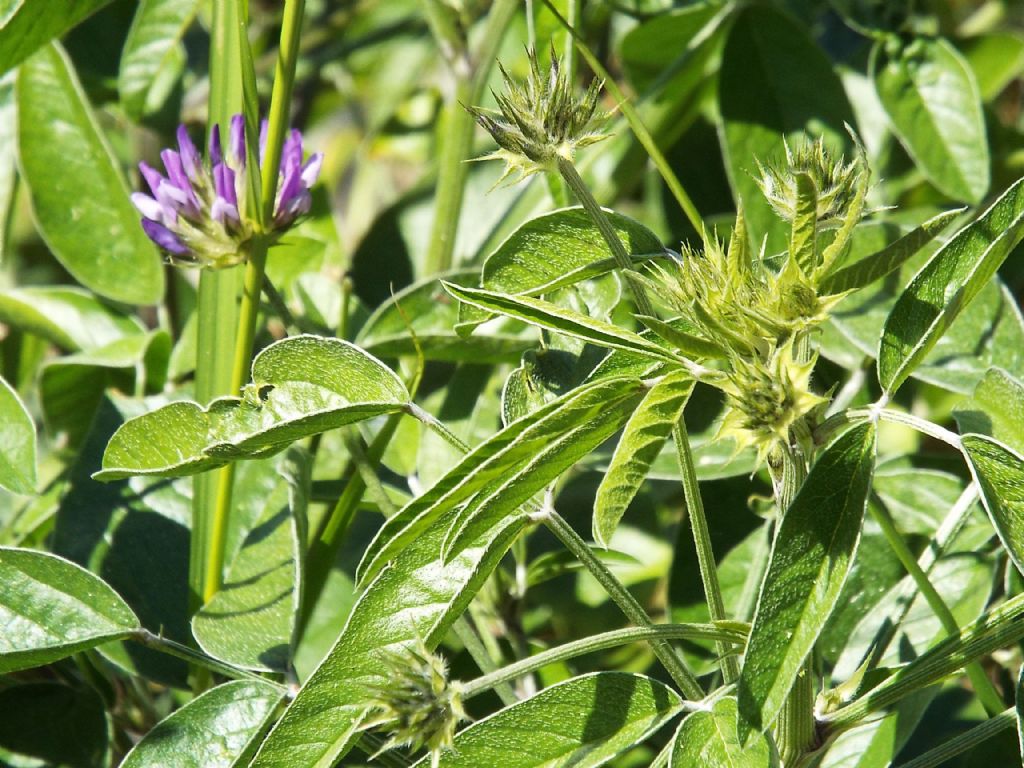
[[95, 336, 408, 480], [0, 286, 144, 351], [416, 673, 682, 768], [119, 0, 197, 119], [120, 680, 283, 768], [790, 173, 819, 277], [17, 43, 163, 305], [442, 376, 650, 560], [357, 376, 647, 586], [672, 697, 779, 768], [819, 207, 963, 295], [955, 368, 1024, 454], [594, 370, 694, 546], [738, 422, 876, 743], [873, 37, 989, 204], [250, 508, 528, 768], [192, 448, 310, 672], [0, 375, 36, 495], [445, 283, 681, 363], [963, 434, 1024, 578], [0, 0, 114, 74], [878, 176, 1024, 394], [0, 547, 139, 674]]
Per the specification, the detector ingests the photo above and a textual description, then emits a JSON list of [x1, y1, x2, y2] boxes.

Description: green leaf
[[0, 374, 35, 495], [0, 683, 109, 768], [0, 0, 114, 74], [955, 368, 1024, 454], [819, 207, 963, 295], [737, 422, 877, 743], [718, 4, 854, 251], [961, 32, 1024, 102], [442, 375, 650, 560], [118, 0, 198, 119], [120, 680, 283, 768], [357, 271, 531, 364], [444, 283, 681, 364], [421, 672, 682, 768], [594, 370, 693, 546], [192, 447, 309, 672], [878, 176, 1024, 394], [672, 697, 779, 768], [0, 546, 139, 673], [0, 70, 14, 262], [873, 37, 989, 203], [0, 286, 144, 350], [962, 434, 1024, 578], [636, 315, 727, 359], [250, 507, 527, 768], [791, 173, 819, 276], [357, 376, 647, 586], [95, 336, 408, 480], [17, 43, 163, 304]]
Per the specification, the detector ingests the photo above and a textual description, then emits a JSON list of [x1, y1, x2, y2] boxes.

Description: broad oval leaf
[[0, 683, 109, 768], [0, 286, 144, 351], [119, 0, 197, 119], [120, 680, 283, 768], [955, 368, 1024, 455], [873, 37, 989, 203], [357, 376, 647, 586], [0, 0, 114, 74], [17, 43, 163, 304], [0, 375, 36, 495], [95, 336, 408, 480], [419, 672, 683, 768], [672, 697, 779, 768], [594, 370, 693, 546], [250, 508, 528, 768], [737, 422, 877, 743], [877, 175, 1024, 394], [192, 448, 310, 672], [0, 546, 139, 674], [962, 434, 1024, 578]]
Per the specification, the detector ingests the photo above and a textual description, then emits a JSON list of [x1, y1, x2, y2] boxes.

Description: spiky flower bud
[[755, 136, 865, 224], [466, 47, 608, 184], [361, 642, 466, 768]]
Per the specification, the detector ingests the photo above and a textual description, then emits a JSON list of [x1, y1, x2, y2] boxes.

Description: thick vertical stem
[[673, 419, 739, 683]]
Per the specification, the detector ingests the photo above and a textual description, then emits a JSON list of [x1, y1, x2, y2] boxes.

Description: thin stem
[[816, 406, 961, 451], [777, 662, 815, 766], [672, 419, 739, 683], [894, 709, 1015, 768], [461, 623, 746, 700], [869, 496, 1004, 715], [557, 156, 656, 317], [452, 617, 518, 705], [542, 508, 704, 699], [131, 629, 283, 688], [408, 402, 471, 453]]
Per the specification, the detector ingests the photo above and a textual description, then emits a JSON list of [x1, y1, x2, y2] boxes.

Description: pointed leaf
[[0, 286, 144, 350], [636, 315, 727, 359], [963, 434, 1024, 578], [878, 176, 1024, 394], [738, 422, 876, 742], [444, 282, 680, 363], [95, 336, 408, 480], [250, 508, 528, 768], [0, 374, 36, 495], [873, 37, 989, 203], [672, 697, 779, 768], [419, 673, 682, 768], [791, 173, 819, 276], [119, 0, 198, 119], [594, 370, 693, 546], [120, 680, 283, 768], [17, 43, 163, 304], [357, 376, 646, 586], [0, 546, 139, 673], [0, 0, 114, 74], [954, 368, 1024, 454], [192, 447, 309, 672]]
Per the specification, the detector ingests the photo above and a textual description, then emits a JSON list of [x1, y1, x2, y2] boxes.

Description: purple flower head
[[133, 115, 322, 268]]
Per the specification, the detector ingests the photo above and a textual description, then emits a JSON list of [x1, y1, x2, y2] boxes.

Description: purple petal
[[161, 150, 200, 214], [276, 190, 311, 225], [141, 218, 189, 255], [275, 163, 302, 218], [300, 153, 323, 188], [209, 124, 223, 167], [282, 129, 303, 170], [229, 114, 246, 168], [139, 162, 165, 197], [131, 192, 173, 225], [213, 162, 237, 207], [176, 125, 202, 181], [258, 119, 268, 165], [211, 197, 240, 225]]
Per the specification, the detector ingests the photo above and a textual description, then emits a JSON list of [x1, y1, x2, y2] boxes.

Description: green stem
[[461, 622, 746, 700], [542, 508, 704, 700], [869, 497, 1004, 715], [131, 629, 282, 687], [894, 709, 1015, 768], [672, 419, 739, 683], [815, 407, 961, 451], [556, 156, 656, 317], [452, 616, 517, 706]]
